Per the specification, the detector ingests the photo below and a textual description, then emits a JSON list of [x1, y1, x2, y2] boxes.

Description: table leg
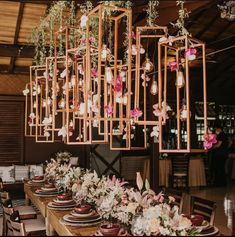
[[46, 217, 57, 236], [25, 194, 30, 206]]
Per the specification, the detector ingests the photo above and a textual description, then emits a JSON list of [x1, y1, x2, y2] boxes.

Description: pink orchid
[[184, 48, 197, 60], [91, 66, 97, 78], [112, 74, 122, 93], [131, 31, 136, 40], [104, 104, 113, 117], [153, 104, 163, 117], [168, 61, 178, 72], [91, 104, 99, 113], [89, 36, 96, 44], [130, 108, 143, 118], [80, 37, 86, 44], [203, 133, 217, 150]]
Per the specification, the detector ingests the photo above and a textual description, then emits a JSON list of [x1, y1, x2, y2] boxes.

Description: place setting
[[60, 203, 102, 227], [48, 193, 77, 210], [34, 181, 60, 197], [188, 214, 219, 236], [27, 175, 46, 186]]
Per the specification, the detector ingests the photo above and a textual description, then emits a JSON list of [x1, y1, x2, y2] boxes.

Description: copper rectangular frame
[[25, 65, 45, 137], [158, 35, 207, 153], [133, 26, 168, 150]]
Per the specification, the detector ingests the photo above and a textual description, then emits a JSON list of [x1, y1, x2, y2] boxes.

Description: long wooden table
[[24, 183, 98, 236]]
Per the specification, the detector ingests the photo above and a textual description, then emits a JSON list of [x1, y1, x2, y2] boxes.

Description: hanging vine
[[146, 0, 159, 27], [123, 0, 133, 64], [171, 0, 190, 36]]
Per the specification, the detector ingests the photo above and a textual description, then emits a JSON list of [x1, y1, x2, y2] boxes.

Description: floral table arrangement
[[42, 156, 201, 236]]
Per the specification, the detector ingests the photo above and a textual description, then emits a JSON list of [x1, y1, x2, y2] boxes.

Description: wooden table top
[[24, 183, 99, 236]]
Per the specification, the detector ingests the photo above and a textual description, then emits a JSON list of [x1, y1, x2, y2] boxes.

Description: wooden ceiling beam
[[195, 14, 219, 39], [213, 21, 233, 41], [0, 65, 29, 74], [0, 44, 35, 58], [9, 2, 25, 73]]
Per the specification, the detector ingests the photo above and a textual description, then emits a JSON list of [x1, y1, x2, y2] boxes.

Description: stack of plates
[[34, 188, 59, 197], [198, 225, 219, 236], [48, 199, 77, 211], [28, 178, 45, 185], [60, 209, 102, 227]]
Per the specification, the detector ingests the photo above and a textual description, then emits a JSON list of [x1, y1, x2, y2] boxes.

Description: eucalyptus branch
[[171, 0, 190, 36], [146, 0, 159, 27]]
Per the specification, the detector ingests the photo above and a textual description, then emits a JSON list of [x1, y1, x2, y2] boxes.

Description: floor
[[0, 185, 234, 236], [188, 183, 235, 236]]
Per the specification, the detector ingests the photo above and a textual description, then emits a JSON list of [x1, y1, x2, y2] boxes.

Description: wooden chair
[[0, 177, 3, 191], [163, 188, 186, 214], [232, 209, 235, 236], [170, 155, 189, 190], [190, 196, 216, 226], [2, 199, 38, 236], [1, 192, 10, 236], [10, 210, 46, 236]]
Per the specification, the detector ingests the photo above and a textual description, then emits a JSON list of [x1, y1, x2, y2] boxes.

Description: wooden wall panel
[[0, 74, 29, 95], [0, 98, 24, 164]]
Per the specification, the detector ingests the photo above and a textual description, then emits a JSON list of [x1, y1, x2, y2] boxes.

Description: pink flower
[[89, 36, 96, 44], [131, 31, 136, 40], [153, 104, 163, 117], [203, 133, 217, 150], [91, 66, 97, 78], [130, 108, 143, 118], [91, 104, 99, 113], [80, 37, 86, 44], [104, 104, 113, 117], [112, 74, 122, 93], [184, 48, 197, 60], [168, 61, 178, 72]]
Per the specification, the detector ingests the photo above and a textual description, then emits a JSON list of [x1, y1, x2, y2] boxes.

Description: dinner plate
[[60, 219, 102, 227], [53, 199, 75, 204], [47, 206, 75, 211], [41, 187, 57, 192], [194, 220, 210, 231], [34, 193, 58, 197], [70, 210, 96, 218], [63, 214, 101, 224], [198, 226, 219, 236], [31, 179, 45, 183], [48, 202, 76, 208]]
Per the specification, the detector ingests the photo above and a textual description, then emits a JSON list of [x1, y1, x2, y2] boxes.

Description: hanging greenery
[[146, 0, 159, 27], [123, 0, 133, 64], [31, 1, 67, 65], [171, 0, 190, 36], [67, 1, 77, 49]]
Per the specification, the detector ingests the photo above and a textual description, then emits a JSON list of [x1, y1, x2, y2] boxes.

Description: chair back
[[2, 199, 14, 235], [190, 196, 216, 226], [0, 177, 3, 191], [10, 211, 26, 236], [163, 188, 185, 214], [0, 191, 10, 205], [172, 155, 189, 176]]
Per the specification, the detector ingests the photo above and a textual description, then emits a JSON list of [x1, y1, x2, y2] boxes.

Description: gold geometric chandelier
[[23, 0, 208, 152]]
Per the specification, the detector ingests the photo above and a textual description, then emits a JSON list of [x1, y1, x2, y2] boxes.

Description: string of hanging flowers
[[171, 0, 190, 36], [146, 0, 159, 27]]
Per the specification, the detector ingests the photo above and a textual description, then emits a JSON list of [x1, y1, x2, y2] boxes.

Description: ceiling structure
[[0, 0, 234, 105]]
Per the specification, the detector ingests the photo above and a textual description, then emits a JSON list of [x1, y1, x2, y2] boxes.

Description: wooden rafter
[[213, 21, 233, 41], [0, 44, 35, 58], [195, 14, 219, 39], [9, 2, 25, 73]]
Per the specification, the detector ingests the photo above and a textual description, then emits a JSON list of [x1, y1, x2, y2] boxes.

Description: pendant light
[[105, 67, 113, 83], [176, 65, 185, 88], [150, 74, 158, 95], [142, 56, 154, 72]]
